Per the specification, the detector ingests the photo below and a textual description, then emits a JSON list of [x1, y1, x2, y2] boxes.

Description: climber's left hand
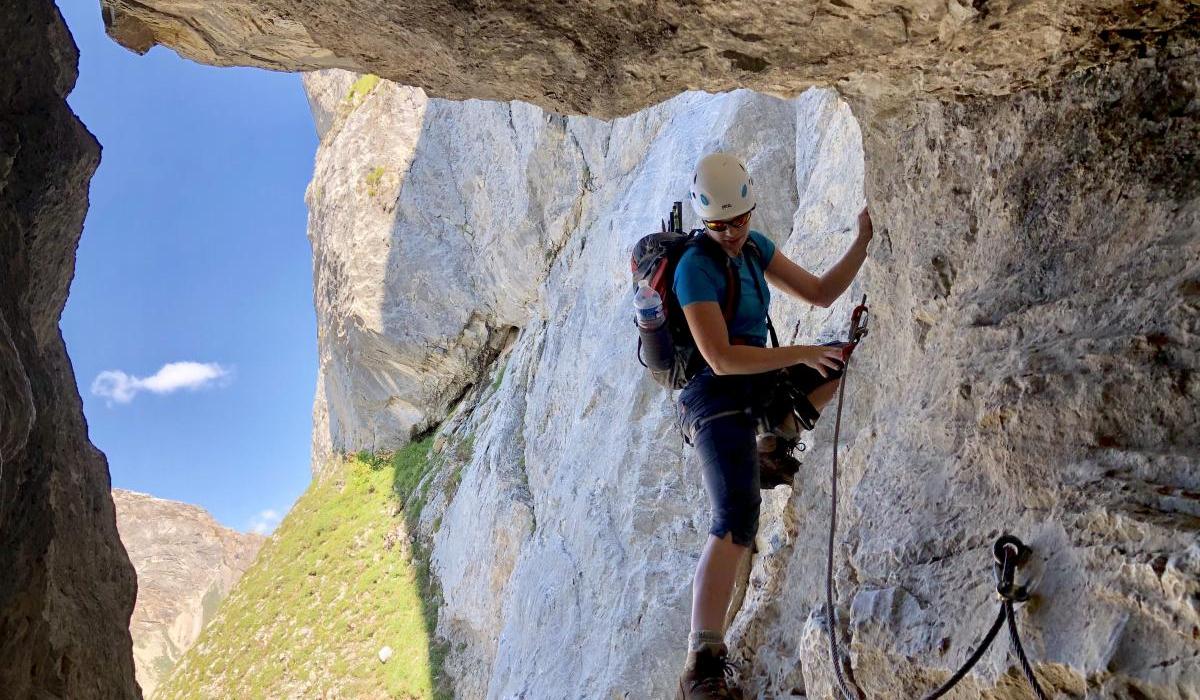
[[857, 206, 873, 244]]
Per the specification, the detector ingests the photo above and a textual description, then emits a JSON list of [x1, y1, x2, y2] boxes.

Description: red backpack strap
[[720, 260, 739, 324], [692, 232, 741, 325]]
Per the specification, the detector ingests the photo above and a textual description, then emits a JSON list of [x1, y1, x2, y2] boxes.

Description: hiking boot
[[675, 644, 744, 700], [758, 446, 802, 489], [758, 430, 803, 489]]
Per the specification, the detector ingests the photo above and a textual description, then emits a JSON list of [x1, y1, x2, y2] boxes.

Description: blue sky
[[59, 0, 318, 534]]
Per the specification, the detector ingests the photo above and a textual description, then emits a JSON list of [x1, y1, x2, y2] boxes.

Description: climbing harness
[[823, 297, 1048, 700]]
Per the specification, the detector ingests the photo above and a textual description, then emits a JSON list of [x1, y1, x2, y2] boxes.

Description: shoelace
[[693, 655, 742, 698], [778, 432, 805, 458]]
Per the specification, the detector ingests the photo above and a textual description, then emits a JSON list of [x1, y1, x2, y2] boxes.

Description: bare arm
[[682, 301, 845, 377], [764, 207, 873, 308]]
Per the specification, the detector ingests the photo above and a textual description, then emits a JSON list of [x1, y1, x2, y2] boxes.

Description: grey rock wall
[[761, 29, 1200, 700], [426, 86, 870, 700], [100, 0, 1199, 119], [300, 71, 864, 696], [304, 70, 597, 473], [0, 1, 141, 697]]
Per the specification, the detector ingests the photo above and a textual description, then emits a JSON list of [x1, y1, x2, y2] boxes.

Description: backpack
[[630, 202, 778, 390]]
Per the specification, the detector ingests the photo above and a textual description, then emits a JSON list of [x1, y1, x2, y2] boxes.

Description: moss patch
[[345, 73, 381, 103], [156, 437, 450, 699], [364, 165, 386, 197], [491, 361, 507, 391]]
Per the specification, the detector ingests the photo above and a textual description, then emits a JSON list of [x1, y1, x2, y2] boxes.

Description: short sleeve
[[749, 230, 776, 267], [673, 252, 722, 307]]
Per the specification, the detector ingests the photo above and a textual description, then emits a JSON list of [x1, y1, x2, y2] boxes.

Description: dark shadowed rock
[[0, 1, 140, 698]]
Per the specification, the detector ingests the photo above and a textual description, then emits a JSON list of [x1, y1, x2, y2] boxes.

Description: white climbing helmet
[[689, 152, 755, 222]]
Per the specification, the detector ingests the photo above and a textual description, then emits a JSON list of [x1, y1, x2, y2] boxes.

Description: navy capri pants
[[678, 349, 845, 548]]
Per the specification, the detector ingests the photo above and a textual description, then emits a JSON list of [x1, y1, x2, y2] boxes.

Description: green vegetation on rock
[[365, 165, 386, 197], [156, 437, 450, 699], [443, 434, 474, 504], [151, 652, 176, 680], [345, 73, 381, 103], [490, 361, 507, 391]]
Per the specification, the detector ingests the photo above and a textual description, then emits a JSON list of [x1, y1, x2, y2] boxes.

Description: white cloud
[[249, 509, 282, 535], [91, 361, 232, 405]]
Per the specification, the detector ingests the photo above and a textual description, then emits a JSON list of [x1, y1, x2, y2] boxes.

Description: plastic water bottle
[[634, 279, 673, 373], [633, 280, 666, 329]]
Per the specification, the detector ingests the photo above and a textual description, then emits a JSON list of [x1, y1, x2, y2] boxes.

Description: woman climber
[[673, 152, 873, 699]]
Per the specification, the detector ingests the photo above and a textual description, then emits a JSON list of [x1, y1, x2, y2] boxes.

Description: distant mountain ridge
[[112, 488, 265, 698]]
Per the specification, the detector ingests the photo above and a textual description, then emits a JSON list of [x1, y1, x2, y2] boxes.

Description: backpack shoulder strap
[[743, 235, 781, 348], [742, 235, 767, 301], [686, 232, 780, 348], [689, 232, 739, 323], [720, 260, 738, 324]]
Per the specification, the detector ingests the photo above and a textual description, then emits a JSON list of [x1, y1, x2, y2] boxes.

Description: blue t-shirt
[[673, 230, 776, 345]]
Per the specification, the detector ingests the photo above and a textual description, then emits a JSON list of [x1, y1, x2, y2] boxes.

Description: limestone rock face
[[301, 72, 869, 695], [304, 69, 594, 472], [743, 32, 1200, 700], [112, 489, 264, 698], [102, 0, 1198, 119], [425, 87, 874, 700], [0, 1, 140, 697]]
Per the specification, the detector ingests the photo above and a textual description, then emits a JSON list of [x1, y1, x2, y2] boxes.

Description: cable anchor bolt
[[992, 535, 1034, 603]]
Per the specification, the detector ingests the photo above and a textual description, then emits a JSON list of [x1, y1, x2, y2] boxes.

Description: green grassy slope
[[157, 438, 450, 699]]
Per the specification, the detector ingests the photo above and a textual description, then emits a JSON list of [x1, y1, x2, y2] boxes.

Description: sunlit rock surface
[[433, 88, 875, 700], [112, 489, 264, 698], [0, 1, 140, 697], [302, 70, 870, 695], [304, 70, 591, 472], [102, 0, 1198, 118]]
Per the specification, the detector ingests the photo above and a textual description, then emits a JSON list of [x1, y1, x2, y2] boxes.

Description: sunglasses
[[703, 205, 755, 232]]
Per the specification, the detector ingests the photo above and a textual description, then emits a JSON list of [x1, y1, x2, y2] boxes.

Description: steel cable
[[820, 300, 1048, 700], [825, 349, 864, 700], [921, 607, 1007, 700], [1005, 601, 1049, 700]]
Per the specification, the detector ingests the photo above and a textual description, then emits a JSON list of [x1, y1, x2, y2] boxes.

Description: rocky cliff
[[111, 489, 264, 698], [294, 36, 1198, 696], [300, 71, 872, 698], [0, 1, 140, 697]]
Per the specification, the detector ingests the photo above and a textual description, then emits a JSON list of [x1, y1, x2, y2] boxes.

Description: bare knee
[[808, 379, 840, 412]]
